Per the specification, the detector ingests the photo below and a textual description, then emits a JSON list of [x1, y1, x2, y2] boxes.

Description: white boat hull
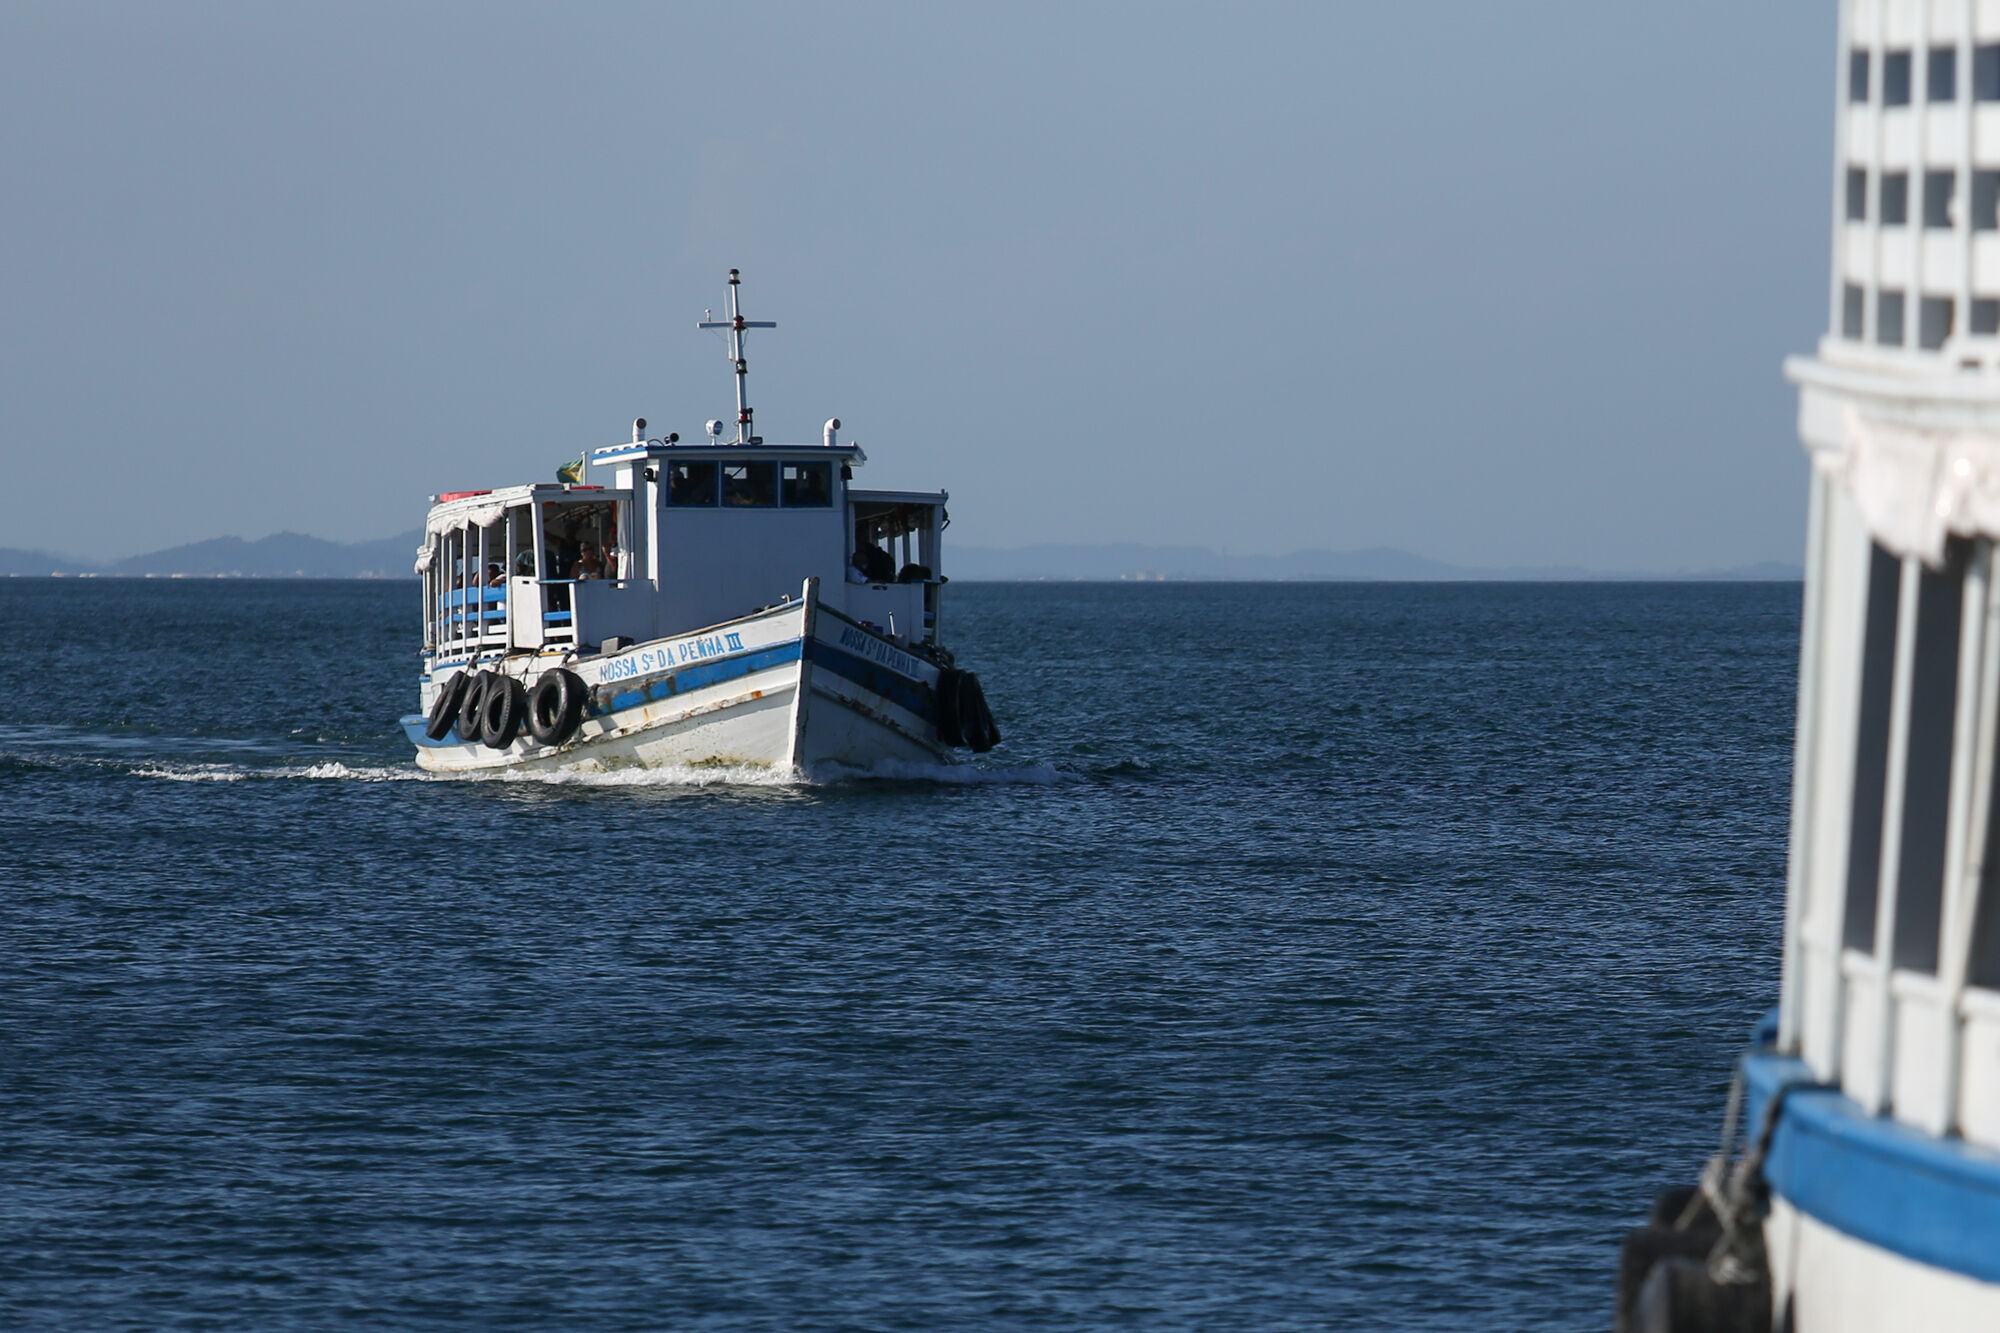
[[405, 580, 952, 775], [1767, 1197, 2000, 1332]]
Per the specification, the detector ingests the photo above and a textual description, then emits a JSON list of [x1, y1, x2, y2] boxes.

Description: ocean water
[[0, 579, 1799, 1332]]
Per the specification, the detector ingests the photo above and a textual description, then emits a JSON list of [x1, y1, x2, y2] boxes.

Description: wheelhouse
[[421, 442, 949, 663]]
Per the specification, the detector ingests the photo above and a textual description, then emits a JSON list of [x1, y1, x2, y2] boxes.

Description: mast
[[696, 268, 776, 445]]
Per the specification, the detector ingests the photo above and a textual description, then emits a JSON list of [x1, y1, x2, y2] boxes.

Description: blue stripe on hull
[[1746, 1047, 2000, 1284], [603, 641, 803, 714], [804, 639, 936, 721]]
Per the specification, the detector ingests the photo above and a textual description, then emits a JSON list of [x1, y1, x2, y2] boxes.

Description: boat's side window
[[668, 462, 718, 507], [1883, 50, 1913, 108], [723, 462, 777, 508], [508, 507, 537, 577], [1890, 544, 1967, 974], [783, 463, 832, 508], [1845, 543, 1903, 955]]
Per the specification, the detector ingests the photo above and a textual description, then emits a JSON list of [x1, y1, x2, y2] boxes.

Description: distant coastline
[[0, 533, 1803, 582]]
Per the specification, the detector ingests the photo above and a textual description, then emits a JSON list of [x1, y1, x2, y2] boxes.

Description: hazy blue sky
[[1, 2, 1830, 568]]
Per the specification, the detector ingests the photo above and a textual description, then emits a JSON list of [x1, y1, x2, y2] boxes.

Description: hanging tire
[[456, 671, 492, 739], [1628, 1256, 1769, 1333], [425, 671, 470, 740], [935, 668, 968, 747], [957, 672, 1000, 753], [527, 668, 586, 746], [480, 674, 526, 749]]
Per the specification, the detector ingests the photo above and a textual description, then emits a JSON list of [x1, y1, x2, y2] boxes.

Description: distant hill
[[0, 546, 86, 576], [946, 543, 1803, 582], [107, 530, 423, 578], [1, 530, 424, 578], [0, 533, 1801, 581]]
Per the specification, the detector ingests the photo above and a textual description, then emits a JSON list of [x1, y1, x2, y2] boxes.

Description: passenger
[[513, 550, 536, 576], [854, 541, 895, 583], [575, 542, 606, 580], [485, 562, 506, 587]]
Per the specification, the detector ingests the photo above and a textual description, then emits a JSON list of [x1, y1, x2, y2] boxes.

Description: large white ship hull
[[404, 584, 951, 775], [1766, 1198, 2000, 1332]]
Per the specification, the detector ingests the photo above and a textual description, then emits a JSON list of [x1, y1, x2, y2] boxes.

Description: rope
[[1672, 1057, 1824, 1288]]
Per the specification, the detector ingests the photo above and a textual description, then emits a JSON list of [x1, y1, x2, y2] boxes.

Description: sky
[[0, 1, 1832, 570]]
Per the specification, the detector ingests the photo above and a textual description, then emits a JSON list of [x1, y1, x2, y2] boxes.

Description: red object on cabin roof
[[437, 490, 492, 502]]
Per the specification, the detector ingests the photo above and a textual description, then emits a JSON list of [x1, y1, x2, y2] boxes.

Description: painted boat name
[[837, 627, 922, 678], [602, 631, 747, 681]]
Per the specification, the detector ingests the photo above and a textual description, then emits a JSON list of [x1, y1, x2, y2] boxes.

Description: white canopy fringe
[[1831, 406, 2000, 568]]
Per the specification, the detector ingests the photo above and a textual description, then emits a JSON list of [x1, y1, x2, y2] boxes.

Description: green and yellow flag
[[556, 456, 585, 485]]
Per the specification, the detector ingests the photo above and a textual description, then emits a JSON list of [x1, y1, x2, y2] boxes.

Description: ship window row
[[1841, 284, 1980, 348], [1849, 45, 2000, 104], [1842, 167, 2000, 229], [1839, 539, 2000, 990], [666, 460, 832, 509]]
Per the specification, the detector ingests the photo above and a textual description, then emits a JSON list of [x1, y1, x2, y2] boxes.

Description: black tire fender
[[956, 671, 999, 753], [934, 668, 967, 747], [527, 669, 586, 746], [425, 672, 470, 741], [456, 670, 492, 739], [480, 674, 526, 749]]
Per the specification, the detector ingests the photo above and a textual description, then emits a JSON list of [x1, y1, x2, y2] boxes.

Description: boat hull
[[1745, 1048, 2000, 1331], [405, 581, 953, 775], [1766, 1196, 2000, 1331]]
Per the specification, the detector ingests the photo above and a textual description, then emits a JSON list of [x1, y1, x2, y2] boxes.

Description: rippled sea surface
[[0, 580, 1799, 1331]]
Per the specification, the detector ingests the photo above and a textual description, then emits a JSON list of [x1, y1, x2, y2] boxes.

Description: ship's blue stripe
[[804, 639, 935, 720], [1745, 1047, 2000, 1283], [604, 641, 803, 713]]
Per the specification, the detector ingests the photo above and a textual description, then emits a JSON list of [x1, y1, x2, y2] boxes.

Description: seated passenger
[[485, 562, 506, 587], [855, 542, 896, 583], [575, 542, 606, 580]]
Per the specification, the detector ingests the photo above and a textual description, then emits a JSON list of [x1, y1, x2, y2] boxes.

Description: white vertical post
[[1833, 0, 1855, 335], [1782, 466, 1835, 1052], [1865, 556, 1927, 1114], [1936, 542, 1999, 1134]]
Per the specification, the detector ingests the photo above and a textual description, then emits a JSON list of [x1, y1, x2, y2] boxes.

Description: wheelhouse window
[[1930, 46, 1958, 102], [1851, 49, 1871, 102], [782, 462, 832, 507], [1881, 171, 1909, 226], [540, 499, 623, 580], [1884, 50, 1913, 106], [1975, 172, 2000, 231], [1925, 171, 1955, 228], [1921, 296, 1955, 350], [1890, 545, 1967, 974], [1879, 289, 1907, 346], [722, 462, 777, 507], [1845, 543, 1903, 955], [508, 506, 536, 577], [668, 461, 718, 507]]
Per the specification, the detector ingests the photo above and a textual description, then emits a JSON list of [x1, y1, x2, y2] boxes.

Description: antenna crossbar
[[695, 268, 775, 444]]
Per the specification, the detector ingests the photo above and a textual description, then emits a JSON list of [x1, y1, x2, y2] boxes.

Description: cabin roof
[[424, 482, 625, 524], [849, 488, 948, 506], [590, 441, 868, 466]]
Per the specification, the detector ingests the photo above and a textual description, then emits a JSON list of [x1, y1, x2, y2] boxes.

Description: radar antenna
[[696, 269, 775, 445]]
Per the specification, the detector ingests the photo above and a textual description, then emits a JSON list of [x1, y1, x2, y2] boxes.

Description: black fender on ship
[[935, 668, 1001, 753], [527, 668, 586, 746], [455, 671, 493, 740], [425, 671, 471, 741], [480, 674, 527, 749]]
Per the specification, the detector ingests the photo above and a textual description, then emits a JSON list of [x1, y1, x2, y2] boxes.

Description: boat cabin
[[418, 440, 946, 663]]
